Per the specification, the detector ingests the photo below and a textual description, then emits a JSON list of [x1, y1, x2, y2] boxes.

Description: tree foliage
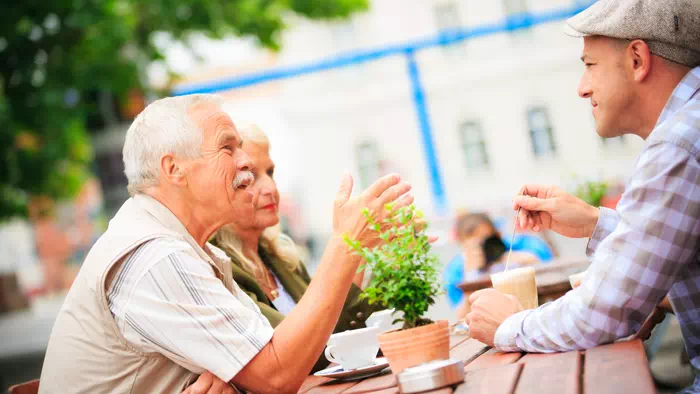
[[1, 0, 368, 220]]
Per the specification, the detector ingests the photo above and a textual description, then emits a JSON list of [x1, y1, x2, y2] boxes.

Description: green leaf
[[350, 203, 439, 328]]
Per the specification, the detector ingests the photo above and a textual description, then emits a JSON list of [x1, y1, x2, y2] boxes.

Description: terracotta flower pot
[[378, 320, 450, 375], [377, 325, 448, 348], [380, 335, 449, 354], [379, 326, 450, 349]]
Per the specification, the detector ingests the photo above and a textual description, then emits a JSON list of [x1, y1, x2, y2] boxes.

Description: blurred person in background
[[211, 124, 383, 373], [39, 94, 414, 394], [444, 212, 553, 320], [26, 179, 105, 297]]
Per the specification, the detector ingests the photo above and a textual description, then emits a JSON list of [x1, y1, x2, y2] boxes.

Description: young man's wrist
[[585, 206, 601, 238]]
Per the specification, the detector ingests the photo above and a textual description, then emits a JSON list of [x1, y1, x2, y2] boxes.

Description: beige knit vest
[[39, 194, 235, 394]]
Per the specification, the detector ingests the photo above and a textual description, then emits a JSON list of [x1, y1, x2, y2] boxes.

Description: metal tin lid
[[397, 359, 465, 394]]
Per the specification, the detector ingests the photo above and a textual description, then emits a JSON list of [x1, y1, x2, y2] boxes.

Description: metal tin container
[[397, 359, 465, 393]]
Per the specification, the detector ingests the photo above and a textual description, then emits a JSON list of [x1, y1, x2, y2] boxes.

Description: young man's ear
[[160, 154, 188, 187], [628, 39, 652, 82]]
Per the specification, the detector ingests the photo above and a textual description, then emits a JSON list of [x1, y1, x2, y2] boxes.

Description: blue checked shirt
[[495, 67, 700, 390]]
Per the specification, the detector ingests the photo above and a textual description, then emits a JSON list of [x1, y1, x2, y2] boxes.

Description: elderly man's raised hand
[[333, 173, 413, 248]]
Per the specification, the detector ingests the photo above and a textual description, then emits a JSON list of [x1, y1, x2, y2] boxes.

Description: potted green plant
[[344, 204, 447, 375]]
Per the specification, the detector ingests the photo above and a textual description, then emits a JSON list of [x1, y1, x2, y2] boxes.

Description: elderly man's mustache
[[233, 170, 255, 189]]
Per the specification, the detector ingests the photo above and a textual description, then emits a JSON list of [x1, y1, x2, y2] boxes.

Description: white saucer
[[314, 357, 391, 381]]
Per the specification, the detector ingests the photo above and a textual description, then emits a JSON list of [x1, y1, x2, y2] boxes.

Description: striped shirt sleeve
[[108, 239, 274, 382]]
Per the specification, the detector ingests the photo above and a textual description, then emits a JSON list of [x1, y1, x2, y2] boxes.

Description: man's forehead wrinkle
[[192, 113, 236, 145], [187, 102, 213, 120], [218, 132, 239, 145], [210, 112, 234, 124], [187, 104, 232, 127]]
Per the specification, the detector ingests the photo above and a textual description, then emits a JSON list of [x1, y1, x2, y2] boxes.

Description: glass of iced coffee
[[490, 267, 538, 310]]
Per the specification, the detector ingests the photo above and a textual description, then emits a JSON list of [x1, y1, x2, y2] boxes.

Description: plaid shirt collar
[[656, 66, 700, 126]]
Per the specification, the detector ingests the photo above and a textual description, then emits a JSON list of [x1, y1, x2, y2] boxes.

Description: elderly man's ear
[[160, 154, 188, 187]]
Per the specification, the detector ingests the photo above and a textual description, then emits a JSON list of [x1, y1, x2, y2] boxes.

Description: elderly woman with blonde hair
[[211, 124, 382, 372]]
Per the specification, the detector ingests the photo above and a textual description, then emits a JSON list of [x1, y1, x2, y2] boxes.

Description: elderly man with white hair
[[39, 94, 414, 394]]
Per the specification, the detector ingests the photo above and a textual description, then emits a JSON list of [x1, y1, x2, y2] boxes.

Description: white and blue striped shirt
[[107, 238, 274, 383]]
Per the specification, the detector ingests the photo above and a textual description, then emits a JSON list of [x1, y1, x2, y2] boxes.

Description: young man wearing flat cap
[[466, 0, 700, 392]]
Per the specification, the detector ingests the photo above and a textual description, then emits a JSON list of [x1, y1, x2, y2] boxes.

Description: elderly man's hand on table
[[465, 289, 524, 347], [182, 372, 236, 394]]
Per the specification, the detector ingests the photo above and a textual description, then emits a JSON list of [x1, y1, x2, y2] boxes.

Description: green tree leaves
[[1, 0, 368, 221]]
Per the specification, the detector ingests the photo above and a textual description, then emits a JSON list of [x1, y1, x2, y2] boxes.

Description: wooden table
[[458, 259, 590, 303], [299, 333, 656, 394]]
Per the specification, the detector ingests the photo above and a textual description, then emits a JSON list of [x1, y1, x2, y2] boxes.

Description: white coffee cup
[[324, 326, 380, 370], [365, 309, 403, 333]]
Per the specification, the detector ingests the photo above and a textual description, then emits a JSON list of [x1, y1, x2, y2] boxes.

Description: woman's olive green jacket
[[213, 241, 382, 372]]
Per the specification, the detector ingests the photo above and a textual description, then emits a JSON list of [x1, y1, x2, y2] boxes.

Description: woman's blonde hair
[[211, 123, 302, 274]]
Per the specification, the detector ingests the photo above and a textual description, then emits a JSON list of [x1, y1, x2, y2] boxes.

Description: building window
[[356, 140, 381, 189], [434, 1, 464, 55], [458, 121, 490, 170], [527, 107, 557, 157], [330, 21, 365, 83], [435, 1, 461, 31], [503, 0, 531, 35], [330, 21, 357, 51], [601, 135, 626, 146], [503, 0, 528, 17]]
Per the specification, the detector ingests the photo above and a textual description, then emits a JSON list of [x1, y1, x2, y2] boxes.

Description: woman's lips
[[262, 204, 276, 211]]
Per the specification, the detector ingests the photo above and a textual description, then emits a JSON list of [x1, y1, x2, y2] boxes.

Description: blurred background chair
[[8, 379, 39, 394]]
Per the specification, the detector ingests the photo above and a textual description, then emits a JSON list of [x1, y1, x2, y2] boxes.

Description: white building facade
[[173, 0, 642, 258]]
